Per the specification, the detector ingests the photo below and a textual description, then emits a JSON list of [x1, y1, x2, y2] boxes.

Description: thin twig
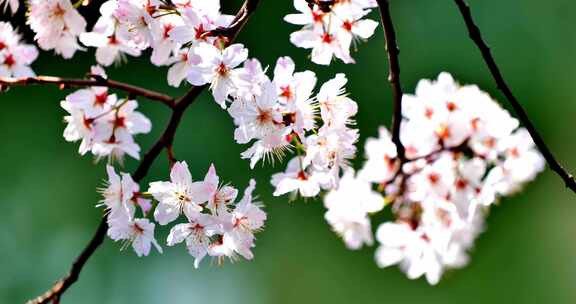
[[375, 0, 407, 163], [207, 0, 261, 44], [26, 1, 262, 303], [0, 76, 175, 108], [454, 0, 576, 193]]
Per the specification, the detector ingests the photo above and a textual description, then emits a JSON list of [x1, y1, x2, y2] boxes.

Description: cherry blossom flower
[[166, 48, 201, 87], [108, 217, 163, 257], [148, 161, 212, 225], [357, 127, 398, 184], [271, 157, 326, 198], [0, 22, 38, 77], [60, 74, 152, 161], [230, 81, 284, 145], [207, 179, 265, 262], [167, 212, 219, 268], [374, 222, 446, 285], [150, 15, 183, 66], [234, 58, 269, 99], [168, 4, 233, 46], [99, 165, 151, 219], [113, 0, 156, 49], [324, 169, 384, 249], [285, 0, 379, 65], [203, 164, 238, 215], [186, 42, 248, 107], [27, 0, 87, 59], [80, 0, 142, 66]]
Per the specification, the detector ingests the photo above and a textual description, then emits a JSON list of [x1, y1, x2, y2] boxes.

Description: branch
[[26, 1, 262, 303], [375, 0, 407, 163], [454, 0, 576, 193], [0, 76, 175, 108], [207, 0, 261, 43]]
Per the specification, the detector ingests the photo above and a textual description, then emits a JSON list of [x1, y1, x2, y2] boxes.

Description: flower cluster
[[197, 52, 360, 196], [79, 0, 143, 66], [101, 165, 158, 257], [78, 0, 237, 90], [0, 22, 38, 78], [101, 161, 267, 266], [321, 72, 544, 284], [267, 64, 359, 197], [27, 0, 87, 58], [60, 67, 152, 161], [285, 0, 379, 65]]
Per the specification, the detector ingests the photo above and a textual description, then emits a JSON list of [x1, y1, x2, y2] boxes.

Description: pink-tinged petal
[[284, 13, 311, 25], [353, 19, 379, 39], [203, 163, 219, 195], [80, 32, 108, 47], [95, 46, 119, 67], [186, 66, 211, 86], [147, 181, 174, 201], [154, 202, 180, 225], [168, 25, 195, 44], [211, 77, 230, 108], [375, 246, 404, 268], [151, 42, 173, 66], [167, 61, 188, 87], [137, 198, 152, 215], [192, 42, 220, 65], [289, 30, 318, 49], [12, 65, 35, 78], [170, 161, 193, 186], [167, 223, 192, 246], [272, 178, 300, 196], [311, 43, 334, 65], [189, 181, 211, 204], [299, 180, 321, 197], [222, 44, 248, 68], [127, 112, 152, 134]]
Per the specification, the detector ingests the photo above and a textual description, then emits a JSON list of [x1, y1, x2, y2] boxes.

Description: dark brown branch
[[0, 76, 175, 108], [454, 0, 576, 193], [26, 1, 262, 303], [375, 0, 407, 163], [207, 0, 261, 44]]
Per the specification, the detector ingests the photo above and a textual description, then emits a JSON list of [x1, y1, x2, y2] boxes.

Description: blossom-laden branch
[[375, 0, 407, 163], [25, 1, 262, 303], [454, 0, 576, 193], [0, 75, 176, 108]]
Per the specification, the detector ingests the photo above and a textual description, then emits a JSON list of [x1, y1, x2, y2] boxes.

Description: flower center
[[217, 63, 228, 76], [3, 54, 15, 67]]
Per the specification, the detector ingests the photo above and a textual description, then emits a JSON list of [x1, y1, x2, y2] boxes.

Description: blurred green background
[[2, 0, 576, 303]]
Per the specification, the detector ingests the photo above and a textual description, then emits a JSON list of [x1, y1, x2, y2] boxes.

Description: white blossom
[[186, 42, 248, 107], [60, 72, 152, 161], [0, 22, 38, 77], [324, 169, 384, 249], [148, 161, 212, 225], [28, 0, 87, 58], [285, 0, 379, 65]]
